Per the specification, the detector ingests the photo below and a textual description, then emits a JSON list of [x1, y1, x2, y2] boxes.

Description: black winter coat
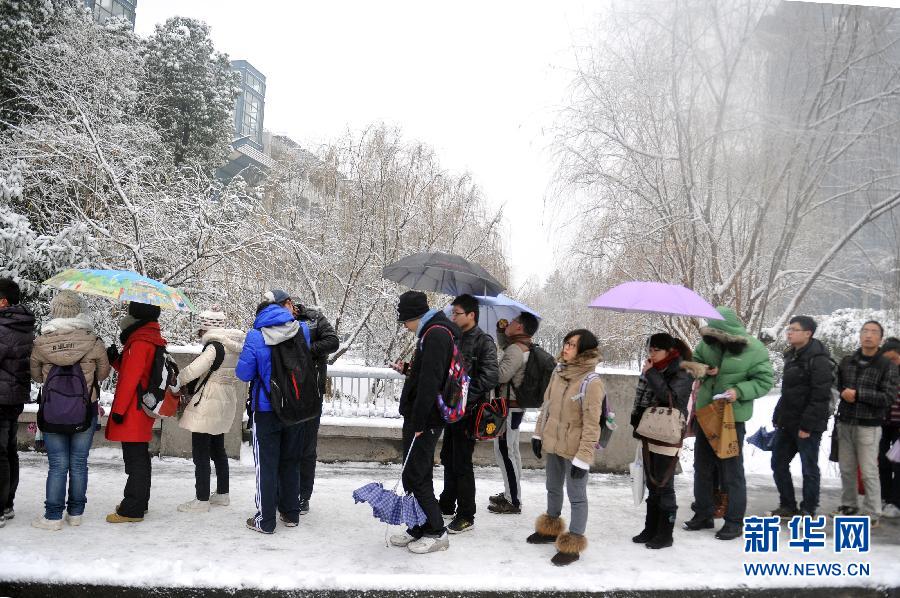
[[774, 339, 834, 433], [398, 312, 460, 432], [456, 325, 498, 406], [0, 304, 35, 407], [630, 358, 696, 432], [837, 350, 898, 426], [296, 305, 340, 399]]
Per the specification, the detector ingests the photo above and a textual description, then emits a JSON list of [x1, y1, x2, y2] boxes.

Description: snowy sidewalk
[[0, 446, 898, 595]]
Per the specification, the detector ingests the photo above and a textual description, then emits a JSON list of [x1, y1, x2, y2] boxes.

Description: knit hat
[[648, 332, 675, 351], [263, 289, 291, 304], [128, 301, 161, 322], [50, 291, 84, 319], [197, 310, 226, 332], [397, 290, 429, 322]]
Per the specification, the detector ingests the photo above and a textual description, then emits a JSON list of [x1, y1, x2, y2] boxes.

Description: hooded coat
[[235, 304, 299, 413], [105, 321, 166, 443], [30, 314, 111, 402], [692, 306, 774, 423], [178, 328, 247, 435], [773, 338, 834, 433], [534, 349, 604, 469], [0, 304, 35, 406]]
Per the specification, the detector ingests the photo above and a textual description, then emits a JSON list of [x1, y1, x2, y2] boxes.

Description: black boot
[[682, 514, 714, 531], [632, 503, 659, 543], [646, 511, 675, 549]]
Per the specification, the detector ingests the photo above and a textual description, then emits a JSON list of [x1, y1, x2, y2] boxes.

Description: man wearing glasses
[[769, 316, 834, 519]]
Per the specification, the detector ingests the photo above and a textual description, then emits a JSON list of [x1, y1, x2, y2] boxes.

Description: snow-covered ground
[[0, 439, 897, 593]]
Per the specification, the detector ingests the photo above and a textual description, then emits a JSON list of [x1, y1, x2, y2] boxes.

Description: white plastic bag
[[888, 439, 900, 464], [630, 444, 645, 506]]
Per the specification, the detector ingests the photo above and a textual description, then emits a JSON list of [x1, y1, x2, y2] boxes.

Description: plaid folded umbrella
[[352, 482, 427, 528], [748, 426, 777, 451]]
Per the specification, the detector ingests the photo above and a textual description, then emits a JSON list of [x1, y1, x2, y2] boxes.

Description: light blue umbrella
[[445, 294, 541, 339]]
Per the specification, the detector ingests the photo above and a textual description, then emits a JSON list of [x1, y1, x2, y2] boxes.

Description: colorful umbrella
[[588, 281, 723, 320], [43, 269, 197, 312], [382, 251, 505, 297]]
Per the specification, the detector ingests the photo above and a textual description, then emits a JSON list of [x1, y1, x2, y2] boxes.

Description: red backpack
[[420, 325, 470, 423]]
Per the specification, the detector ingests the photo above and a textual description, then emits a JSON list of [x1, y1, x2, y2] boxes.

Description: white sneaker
[[177, 499, 210, 513], [408, 532, 449, 554], [31, 516, 63, 531], [881, 503, 900, 519], [389, 531, 417, 547], [209, 493, 230, 506], [65, 513, 83, 527]]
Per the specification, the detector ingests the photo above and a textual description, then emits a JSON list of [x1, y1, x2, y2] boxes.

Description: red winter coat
[[105, 322, 166, 443]]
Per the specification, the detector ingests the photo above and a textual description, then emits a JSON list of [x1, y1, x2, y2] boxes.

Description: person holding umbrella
[[528, 329, 604, 566], [105, 301, 168, 523]]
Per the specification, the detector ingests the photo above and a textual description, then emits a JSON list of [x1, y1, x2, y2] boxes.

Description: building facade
[[82, 0, 137, 29], [217, 60, 274, 182]]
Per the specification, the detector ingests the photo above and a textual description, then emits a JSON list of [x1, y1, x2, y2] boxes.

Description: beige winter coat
[[534, 349, 604, 468], [178, 328, 247, 436], [30, 315, 111, 401]]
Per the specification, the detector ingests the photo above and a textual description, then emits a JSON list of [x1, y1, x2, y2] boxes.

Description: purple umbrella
[[588, 281, 723, 320]]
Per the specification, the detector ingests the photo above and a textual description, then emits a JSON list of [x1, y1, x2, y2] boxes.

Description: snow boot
[[527, 513, 564, 544], [646, 511, 675, 549], [551, 531, 587, 566], [632, 502, 659, 543]]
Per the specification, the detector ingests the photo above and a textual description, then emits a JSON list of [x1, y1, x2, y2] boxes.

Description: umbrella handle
[[392, 435, 417, 493]]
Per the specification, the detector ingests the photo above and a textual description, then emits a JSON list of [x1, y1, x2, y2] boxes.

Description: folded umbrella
[[748, 426, 777, 452], [382, 251, 505, 297]]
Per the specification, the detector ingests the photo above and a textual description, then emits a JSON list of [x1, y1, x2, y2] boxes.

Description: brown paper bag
[[696, 400, 740, 459]]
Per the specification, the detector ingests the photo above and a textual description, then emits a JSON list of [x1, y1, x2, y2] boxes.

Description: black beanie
[[648, 332, 674, 351], [397, 291, 429, 322], [128, 301, 161, 322]]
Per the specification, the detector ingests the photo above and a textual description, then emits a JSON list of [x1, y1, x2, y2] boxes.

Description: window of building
[[241, 94, 261, 140], [246, 72, 264, 95]]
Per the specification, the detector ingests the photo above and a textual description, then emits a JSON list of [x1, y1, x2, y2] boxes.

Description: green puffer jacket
[[692, 306, 774, 423]]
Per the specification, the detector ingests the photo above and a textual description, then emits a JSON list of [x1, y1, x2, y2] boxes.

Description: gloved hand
[[106, 344, 120, 363], [630, 410, 642, 429], [110, 412, 124, 424], [570, 464, 587, 479], [531, 437, 542, 459]]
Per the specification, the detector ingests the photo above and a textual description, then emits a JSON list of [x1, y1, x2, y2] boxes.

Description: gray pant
[[493, 409, 523, 505], [838, 423, 882, 516], [545, 452, 589, 535]]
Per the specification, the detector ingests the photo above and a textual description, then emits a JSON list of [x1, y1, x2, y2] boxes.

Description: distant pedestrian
[[30, 291, 110, 529], [768, 316, 834, 519], [529, 329, 604, 566], [833, 321, 897, 523], [877, 337, 900, 519], [0, 278, 35, 527], [105, 302, 167, 523], [175, 310, 246, 514], [388, 291, 459, 554]]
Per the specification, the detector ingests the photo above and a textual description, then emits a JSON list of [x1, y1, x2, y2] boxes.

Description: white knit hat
[[197, 310, 227, 332], [50, 291, 84, 319]]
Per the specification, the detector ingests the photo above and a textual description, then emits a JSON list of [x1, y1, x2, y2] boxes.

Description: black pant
[[439, 418, 477, 520], [645, 451, 678, 512], [402, 422, 445, 538], [693, 421, 746, 525], [191, 432, 228, 501], [771, 426, 821, 513], [119, 442, 151, 518], [879, 425, 900, 507], [298, 416, 320, 501], [250, 411, 303, 532], [0, 407, 21, 511]]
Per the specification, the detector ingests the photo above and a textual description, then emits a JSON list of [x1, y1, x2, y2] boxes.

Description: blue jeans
[[43, 417, 96, 520], [771, 426, 821, 514]]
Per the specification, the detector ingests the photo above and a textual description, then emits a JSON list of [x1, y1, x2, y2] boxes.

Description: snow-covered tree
[[141, 17, 239, 169]]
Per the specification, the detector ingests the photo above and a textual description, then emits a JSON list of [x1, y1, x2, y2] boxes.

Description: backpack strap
[[191, 341, 226, 407], [299, 321, 311, 347], [642, 439, 679, 488]]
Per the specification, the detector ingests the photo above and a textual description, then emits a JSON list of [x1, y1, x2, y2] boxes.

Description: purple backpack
[[38, 362, 94, 434]]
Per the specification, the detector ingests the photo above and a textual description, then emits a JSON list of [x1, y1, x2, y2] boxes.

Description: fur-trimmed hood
[[41, 314, 94, 335], [699, 306, 750, 347], [680, 360, 709, 379], [199, 328, 245, 354]]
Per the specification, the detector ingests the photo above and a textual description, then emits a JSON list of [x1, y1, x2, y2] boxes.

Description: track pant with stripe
[[250, 411, 303, 533]]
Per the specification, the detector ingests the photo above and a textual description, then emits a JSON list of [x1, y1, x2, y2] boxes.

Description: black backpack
[[266, 322, 319, 425], [512, 344, 556, 408], [183, 341, 225, 407]]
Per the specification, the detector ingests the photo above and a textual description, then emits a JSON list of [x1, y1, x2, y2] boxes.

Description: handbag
[[635, 392, 686, 447], [473, 397, 508, 441]]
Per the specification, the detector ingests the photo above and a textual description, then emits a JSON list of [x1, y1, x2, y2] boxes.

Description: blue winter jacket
[[235, 304, 299, 412]]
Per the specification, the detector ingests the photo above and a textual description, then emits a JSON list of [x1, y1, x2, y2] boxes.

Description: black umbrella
[[382, 251, 505, 297]]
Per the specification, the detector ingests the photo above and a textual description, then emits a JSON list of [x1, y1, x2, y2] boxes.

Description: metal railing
[[324, 364, 405, 418]]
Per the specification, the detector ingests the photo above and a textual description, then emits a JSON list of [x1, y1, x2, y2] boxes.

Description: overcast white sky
[[134, 0, 900, 290], [134, 0, 605, 290]]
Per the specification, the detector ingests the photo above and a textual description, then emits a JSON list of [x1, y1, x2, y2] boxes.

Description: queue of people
[[1, 276, 899, 570]]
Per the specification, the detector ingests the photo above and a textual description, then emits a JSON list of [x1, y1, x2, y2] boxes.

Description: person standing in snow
[[529, 329, 604, 566], [235, 301, 305, 534], [0, 278, 35, 527], [683, 306, 774, 540], [388, 291, 459, 554], [175, 310, 246, 514], [263, 289, 338, 516], [877, 337, 900, 519], [30, 291, 110, 530], [630, 333, 701, 550], [105, 302, 167, 523]]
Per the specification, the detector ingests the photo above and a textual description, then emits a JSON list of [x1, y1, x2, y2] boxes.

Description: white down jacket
[[178, 328, 247, 435]]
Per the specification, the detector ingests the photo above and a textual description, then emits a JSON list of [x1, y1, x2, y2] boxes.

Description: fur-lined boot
[[526, 513, 564, 544], [551, 531, 587, 566]]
